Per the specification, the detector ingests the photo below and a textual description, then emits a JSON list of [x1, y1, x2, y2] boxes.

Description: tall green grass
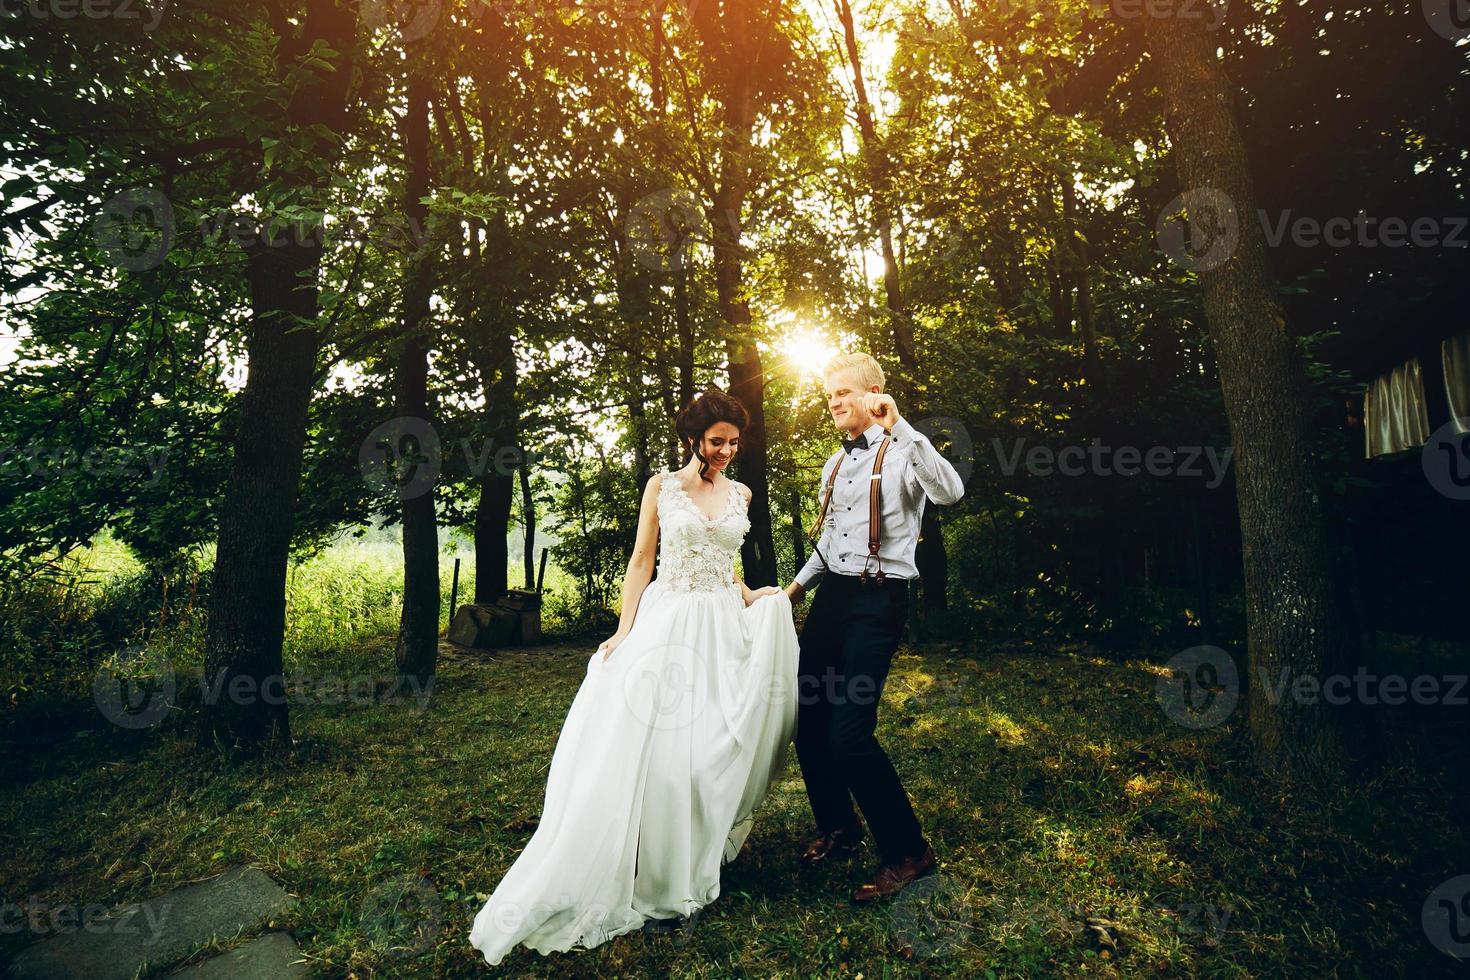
[[1, 529, 588, 706]]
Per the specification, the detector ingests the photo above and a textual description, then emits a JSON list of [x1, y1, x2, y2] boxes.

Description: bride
[[469, 388, 800, 967]]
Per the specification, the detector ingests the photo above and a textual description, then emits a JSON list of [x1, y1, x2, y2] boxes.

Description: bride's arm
[[733, 568, 759, 605], [598, 475, 662, 660], [733, 483, 780, 606]]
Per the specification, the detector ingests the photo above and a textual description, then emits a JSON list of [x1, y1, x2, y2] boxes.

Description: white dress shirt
[[794, 417, 965, 590]]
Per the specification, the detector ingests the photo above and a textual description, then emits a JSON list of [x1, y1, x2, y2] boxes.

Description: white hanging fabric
[[1364, 356, 1430, 457], [1441, 332, 1470, 435]]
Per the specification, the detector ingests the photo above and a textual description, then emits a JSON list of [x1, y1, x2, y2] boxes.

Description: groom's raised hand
[[862, 392, 902, 429]]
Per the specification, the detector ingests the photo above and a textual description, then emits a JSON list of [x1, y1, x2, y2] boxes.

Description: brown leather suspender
[[810, 450, 843, 543], [862, 436, 891, 582], [808, 435, 891, 583]]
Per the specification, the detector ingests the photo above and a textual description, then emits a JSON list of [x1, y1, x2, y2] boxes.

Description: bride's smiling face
[[693, 422, 741, 472]]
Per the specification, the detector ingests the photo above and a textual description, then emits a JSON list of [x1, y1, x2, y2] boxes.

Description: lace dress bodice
[[656, 469, 751, 594]]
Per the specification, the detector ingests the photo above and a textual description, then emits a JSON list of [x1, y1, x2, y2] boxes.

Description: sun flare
[[775, 328, 841, 380]]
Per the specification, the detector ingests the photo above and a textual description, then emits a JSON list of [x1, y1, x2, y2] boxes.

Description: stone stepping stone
[[8, 866, 296, 980], [166, 932, 306, 980]]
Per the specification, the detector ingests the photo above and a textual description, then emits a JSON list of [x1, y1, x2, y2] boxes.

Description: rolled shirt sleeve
[[794, 541, 827, 591], [887, 416, 965, 506]]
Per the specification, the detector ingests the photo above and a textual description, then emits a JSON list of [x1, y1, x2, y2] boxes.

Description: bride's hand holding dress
[[743, 585, 782, 606]]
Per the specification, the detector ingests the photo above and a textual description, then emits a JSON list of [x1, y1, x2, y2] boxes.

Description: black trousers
[[795, 573, 927, 865]]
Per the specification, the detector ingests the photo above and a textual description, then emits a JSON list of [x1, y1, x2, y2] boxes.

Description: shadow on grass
[[0, 637, 1465, 977]]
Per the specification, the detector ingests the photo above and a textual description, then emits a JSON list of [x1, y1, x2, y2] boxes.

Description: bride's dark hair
[[674, 388, 749, 483]]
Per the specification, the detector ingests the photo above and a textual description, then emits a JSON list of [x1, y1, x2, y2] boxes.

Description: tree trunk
[[199, 0, 357, 758], [1047, 262, 1073, 338], [981, 213, 1030, 327], [789, 488, 807, 575], [832, 0, 949, 607], [833, 0, 916, 369], [519, 457, 535, 591], [472, 324, 516, 604], [1062, 179, 1098, 374], [395, 71, 439, 683], [705, 6, 778, 587], [675, 265, 695, 409], [615, 242, 654, 488], [1145, 9, 1358, 782], [727, 338, 778, 586], [201, 241, 320, 755]]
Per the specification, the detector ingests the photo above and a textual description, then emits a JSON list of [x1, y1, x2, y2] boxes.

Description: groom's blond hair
[[822, 352, 885, 392]]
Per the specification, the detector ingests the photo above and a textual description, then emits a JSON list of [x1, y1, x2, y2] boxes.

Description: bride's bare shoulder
[[729, 477, 752, 502]]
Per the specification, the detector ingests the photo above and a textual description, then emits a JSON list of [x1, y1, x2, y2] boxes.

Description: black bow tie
[[842, 433, 869, 454]]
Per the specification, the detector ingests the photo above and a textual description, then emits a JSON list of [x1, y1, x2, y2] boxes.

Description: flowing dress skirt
[[468, 583, 799, 966]]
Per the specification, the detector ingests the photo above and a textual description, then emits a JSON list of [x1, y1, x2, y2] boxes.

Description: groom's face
[[823, 370, 878, 434]]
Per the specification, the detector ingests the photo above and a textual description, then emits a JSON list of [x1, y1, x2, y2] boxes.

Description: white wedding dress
[[469, 468, 800, 967]]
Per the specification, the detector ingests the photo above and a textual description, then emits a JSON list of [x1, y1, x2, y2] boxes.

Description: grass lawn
[[1, 631, 1463, 977]]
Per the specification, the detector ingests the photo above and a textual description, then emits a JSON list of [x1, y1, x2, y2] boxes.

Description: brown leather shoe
[[851, 844, 937, 903], [799, 819, 864, 866]]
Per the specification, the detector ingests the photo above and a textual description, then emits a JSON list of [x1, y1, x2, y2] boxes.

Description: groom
[[783, 352, 965, 902]]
